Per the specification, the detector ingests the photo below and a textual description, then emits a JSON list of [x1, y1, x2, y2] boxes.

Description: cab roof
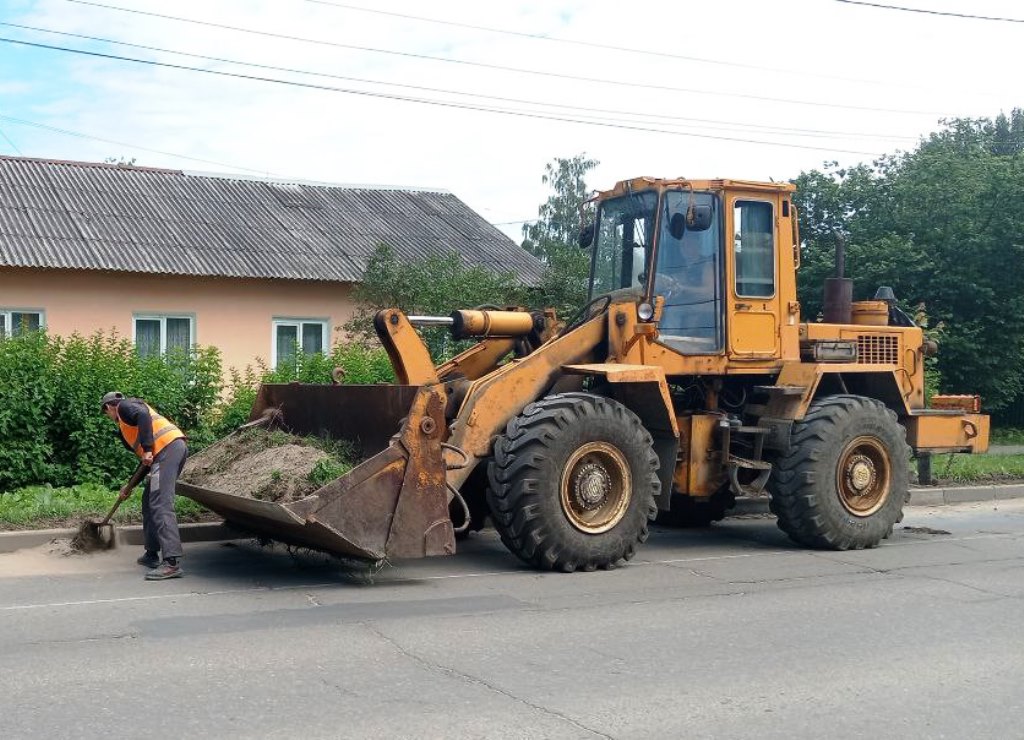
[[595, 177, 796, 199]]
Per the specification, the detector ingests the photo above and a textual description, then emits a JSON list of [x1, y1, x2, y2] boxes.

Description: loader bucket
[[177, 384, 455, 562]]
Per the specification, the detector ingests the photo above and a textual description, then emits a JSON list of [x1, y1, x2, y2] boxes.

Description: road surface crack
[[362, 622, 615, 739]]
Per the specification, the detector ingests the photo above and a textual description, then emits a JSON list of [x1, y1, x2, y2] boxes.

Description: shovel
[[71, 463, 149, 552]]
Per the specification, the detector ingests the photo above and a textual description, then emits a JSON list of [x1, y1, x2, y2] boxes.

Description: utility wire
[[0, 125, 23, 155], [304, 0, 923, 90], [2, 22, 918, 144], [834, 0, 1024, 23], [65, 0, 945, 116], [0, 36, 893, 156], [0, 113, 270, 174]]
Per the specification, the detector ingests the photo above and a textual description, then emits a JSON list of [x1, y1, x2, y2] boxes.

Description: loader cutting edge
[[178, 384, 456, 562]]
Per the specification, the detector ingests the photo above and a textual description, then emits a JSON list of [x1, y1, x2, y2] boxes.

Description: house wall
[[0, 266, 358, 371]]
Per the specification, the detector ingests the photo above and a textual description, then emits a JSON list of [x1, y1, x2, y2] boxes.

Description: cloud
[[2, 0, 1020, 240]]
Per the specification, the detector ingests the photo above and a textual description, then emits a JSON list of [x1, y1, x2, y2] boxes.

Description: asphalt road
[[2, 501, 1023, 740]]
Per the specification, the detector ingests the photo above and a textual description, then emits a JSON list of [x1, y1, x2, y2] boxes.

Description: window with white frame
[[273, 318, 328, 367], [0, 309, 45, 338], [133, 314, 194, 357]]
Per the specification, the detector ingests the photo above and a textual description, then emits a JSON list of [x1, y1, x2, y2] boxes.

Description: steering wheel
[[560, 294, 613, 335]]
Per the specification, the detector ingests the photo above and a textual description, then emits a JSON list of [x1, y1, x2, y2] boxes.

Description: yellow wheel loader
[[178, 177, 989, 571]]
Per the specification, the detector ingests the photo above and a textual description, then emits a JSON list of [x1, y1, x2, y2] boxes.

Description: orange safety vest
[[117, 403, 185, 460]]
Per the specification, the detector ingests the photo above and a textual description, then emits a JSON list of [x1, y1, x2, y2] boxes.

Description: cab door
[[727, 196, 781, 358]]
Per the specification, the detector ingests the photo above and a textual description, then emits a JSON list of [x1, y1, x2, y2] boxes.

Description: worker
[[101, 391, 188, 580]]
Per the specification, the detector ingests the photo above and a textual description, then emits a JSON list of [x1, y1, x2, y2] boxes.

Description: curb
[[0, 521, 245, 555], [730, 482, 1024, 517], [3, 486, 1024, 555]]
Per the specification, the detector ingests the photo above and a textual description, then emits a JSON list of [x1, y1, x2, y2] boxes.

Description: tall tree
[[793, 110, 1024, 410], [522, 154, 599, 314]]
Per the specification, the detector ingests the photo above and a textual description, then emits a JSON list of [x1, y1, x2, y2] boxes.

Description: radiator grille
[[857, 334, 899, 365]]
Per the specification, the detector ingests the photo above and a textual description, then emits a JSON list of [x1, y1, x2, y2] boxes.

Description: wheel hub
[[573, 463, 611, 510], [836, 437, 891, 517], [846, 454, 876, 493], [560, 442, 632, 534]]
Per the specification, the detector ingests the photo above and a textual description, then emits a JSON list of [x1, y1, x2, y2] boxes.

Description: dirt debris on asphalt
[[901, 526, 952, 535], [182, 428, 356, 503]]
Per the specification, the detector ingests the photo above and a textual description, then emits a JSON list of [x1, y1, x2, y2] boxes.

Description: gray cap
[[100, 391, 125, 411]]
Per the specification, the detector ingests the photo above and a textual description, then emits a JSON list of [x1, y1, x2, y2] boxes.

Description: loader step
[[753, 384, 807, 397]]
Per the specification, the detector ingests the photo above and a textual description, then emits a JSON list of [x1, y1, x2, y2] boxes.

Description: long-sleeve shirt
[[117, 399, 155, 452]]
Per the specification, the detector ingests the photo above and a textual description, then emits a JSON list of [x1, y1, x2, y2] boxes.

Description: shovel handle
[[100, 463, 149, 526]]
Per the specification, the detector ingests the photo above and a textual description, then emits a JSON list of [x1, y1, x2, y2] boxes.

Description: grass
[[0, 483, 208, 530], [917, 453, 1024, 485], [990, 427, 1024, 445]]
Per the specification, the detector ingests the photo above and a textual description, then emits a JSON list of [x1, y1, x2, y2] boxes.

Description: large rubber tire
[[486, 392, 660, 572], [657, 487, 736, 528], [767, 395, 910, 550]]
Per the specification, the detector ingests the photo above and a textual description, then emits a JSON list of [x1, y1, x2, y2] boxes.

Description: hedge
[[0, 330, 394, 493]]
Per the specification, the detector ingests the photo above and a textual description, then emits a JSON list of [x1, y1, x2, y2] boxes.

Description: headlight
[[637, 302, 655, 321]]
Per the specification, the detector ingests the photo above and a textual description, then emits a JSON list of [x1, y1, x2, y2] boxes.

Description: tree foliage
[[345, 244, 528, 359], [521, 154, 599, 314], [793, 109, 1024, 410]]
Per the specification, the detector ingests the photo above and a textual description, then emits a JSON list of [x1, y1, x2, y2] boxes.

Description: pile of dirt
[[182, 429, 355, 504]]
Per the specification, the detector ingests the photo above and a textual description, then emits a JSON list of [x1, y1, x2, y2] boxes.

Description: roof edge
[[181, 168, 451, 194], [0, 154, 182, 175]]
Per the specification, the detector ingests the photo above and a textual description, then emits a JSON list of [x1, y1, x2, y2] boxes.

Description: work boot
[[136, 551, 160, 569], [145, 560, 183, 580]]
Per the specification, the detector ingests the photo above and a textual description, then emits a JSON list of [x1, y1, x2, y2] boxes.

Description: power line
[[0, 36, 894, 156], [304, 0, 922, 90], [65, 0, 946, 116], [0, 113, 271, 174], [0, 126, 23, 155], [2, 22, 918, 144], [834, 0, 1024, 23]]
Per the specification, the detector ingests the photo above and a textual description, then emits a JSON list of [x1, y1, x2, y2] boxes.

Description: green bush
[[0, 329, 397, 495], [0, 331, 57, 490], [0, 330, 224, 491], [209, 343, 396, 438]]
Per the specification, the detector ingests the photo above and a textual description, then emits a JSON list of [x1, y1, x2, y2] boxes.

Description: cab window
[[654, 192, 722, 354], [733, 201, 775, 298]]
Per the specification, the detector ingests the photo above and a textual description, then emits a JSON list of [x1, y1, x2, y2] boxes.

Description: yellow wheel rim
[[560, 442, 632, 534], [836, 436, 891, 517]]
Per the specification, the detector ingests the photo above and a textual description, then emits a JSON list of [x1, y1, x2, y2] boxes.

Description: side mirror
[[578, 222, 595, 248], [668, 205, 712, 238]]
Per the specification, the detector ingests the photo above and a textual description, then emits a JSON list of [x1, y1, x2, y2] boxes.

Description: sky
[[0, 0, 1022, 242]]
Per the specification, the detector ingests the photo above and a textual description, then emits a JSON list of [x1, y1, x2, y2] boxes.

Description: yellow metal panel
[[678, 414, 722, 497], [375, 309, 439, 386], [905, 413, 989, 454], [726, 192, 784, 359], [731, 310, 778, 355], [561, 362, 679, 437]]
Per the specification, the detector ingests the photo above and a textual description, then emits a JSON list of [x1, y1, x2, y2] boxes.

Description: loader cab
[[586, 178, 800, 363]]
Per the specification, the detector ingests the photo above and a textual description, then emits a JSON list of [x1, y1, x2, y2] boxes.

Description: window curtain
[[165, 317, 191, 353], [302, 322, 324, 355], [11, 312, 41, 336], [135, 319, 161, 358], [276, 324, 298, 366]]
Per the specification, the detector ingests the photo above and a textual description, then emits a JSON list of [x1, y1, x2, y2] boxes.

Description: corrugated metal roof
[[0, 156, 543, 284]]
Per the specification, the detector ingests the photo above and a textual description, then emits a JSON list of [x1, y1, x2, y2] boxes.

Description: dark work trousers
[[142, 438, 188, 559]]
